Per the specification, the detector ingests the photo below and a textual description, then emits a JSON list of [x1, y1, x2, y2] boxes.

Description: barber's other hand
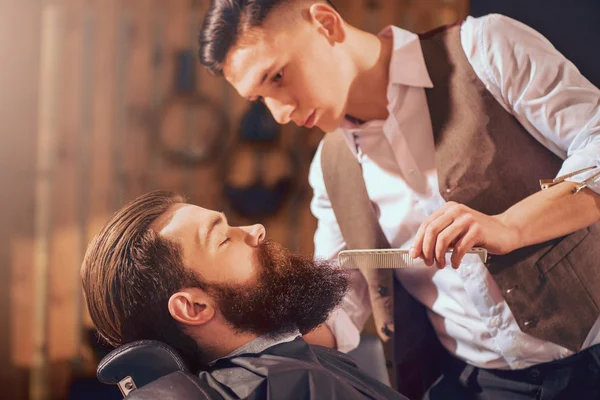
[[409, 202, 519, 269]]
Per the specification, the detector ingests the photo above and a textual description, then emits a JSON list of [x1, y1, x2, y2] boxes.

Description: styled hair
[[198, 0, 335, 75], [81, 190, 206, 370]]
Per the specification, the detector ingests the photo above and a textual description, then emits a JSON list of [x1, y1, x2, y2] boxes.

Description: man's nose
[[265, 98, 294, 125], [242, 224, 266, 247]]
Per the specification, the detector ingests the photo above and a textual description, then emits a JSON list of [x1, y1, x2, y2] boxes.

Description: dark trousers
[[424, 344, 600, 400]]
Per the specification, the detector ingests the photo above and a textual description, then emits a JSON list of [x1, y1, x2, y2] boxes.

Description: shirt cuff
[[326, 307, 362, 353]]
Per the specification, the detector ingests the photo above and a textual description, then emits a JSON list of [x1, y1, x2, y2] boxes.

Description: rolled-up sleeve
[[308, 140, 373, 353], [463, 14, 600, 194]]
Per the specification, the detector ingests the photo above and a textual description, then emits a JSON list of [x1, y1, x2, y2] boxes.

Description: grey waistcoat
[[321, 23, 600, 398]]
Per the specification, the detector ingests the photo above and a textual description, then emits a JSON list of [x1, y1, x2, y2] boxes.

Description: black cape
[[198, 337, 409, 400]]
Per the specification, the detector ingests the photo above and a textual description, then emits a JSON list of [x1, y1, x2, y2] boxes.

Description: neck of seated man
[[206, 329, 302, 367], [193, 317, 263, 365], [187, 307, 308, 367]]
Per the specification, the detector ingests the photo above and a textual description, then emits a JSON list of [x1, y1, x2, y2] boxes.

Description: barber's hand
[[409, 202, 519, 269]]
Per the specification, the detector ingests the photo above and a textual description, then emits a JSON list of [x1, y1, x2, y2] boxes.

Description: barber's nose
[[265, 98, 294, 125], [242, 224, 266, 247]]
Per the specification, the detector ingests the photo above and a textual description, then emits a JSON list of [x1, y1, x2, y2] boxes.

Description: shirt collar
[[380, 25, 433, 89], [208, 330, 301, 366], [341, 25, 433, 130]]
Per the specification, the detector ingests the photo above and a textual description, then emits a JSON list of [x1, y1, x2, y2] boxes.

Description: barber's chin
[[322, 113, 345, 132]]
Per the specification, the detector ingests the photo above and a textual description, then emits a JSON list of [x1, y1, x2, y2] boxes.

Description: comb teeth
[[337, 248, 488, 269], [338, 250, 417, 269]]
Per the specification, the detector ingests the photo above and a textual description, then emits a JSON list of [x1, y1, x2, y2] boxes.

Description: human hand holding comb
[[408, 201, 518, 269]]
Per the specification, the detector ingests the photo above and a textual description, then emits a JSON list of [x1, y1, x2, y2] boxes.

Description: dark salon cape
[[197, 337, 408, 400]]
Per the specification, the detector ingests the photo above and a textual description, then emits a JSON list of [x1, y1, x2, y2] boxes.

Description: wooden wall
[[0, 0, 468, 399]]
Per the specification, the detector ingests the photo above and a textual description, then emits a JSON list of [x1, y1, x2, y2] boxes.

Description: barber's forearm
[[500, 182, 600, 251], [302, 324, 337, 348]]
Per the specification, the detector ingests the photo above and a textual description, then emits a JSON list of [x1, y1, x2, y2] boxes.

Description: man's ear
[[308, 3, 345, 43], [168, 289, 215, 326]]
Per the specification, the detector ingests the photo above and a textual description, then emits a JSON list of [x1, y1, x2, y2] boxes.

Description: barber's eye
[[272, 70, 283, 83]]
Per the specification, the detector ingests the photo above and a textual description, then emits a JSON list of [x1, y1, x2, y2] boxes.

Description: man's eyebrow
[[260, 69, 270, 85], [246, 65, 274, 101], [203, 212, 227, 245]]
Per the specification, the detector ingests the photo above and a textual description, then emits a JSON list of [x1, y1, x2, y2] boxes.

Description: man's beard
[[206, 240, 349, 336]]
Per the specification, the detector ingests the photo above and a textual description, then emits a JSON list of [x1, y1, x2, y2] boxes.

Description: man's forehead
[[223, 38, 278, 97], [151, 204, 209, 234]]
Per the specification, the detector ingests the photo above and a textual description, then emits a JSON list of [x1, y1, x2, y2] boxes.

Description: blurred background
[[1, 0, 598, 399]]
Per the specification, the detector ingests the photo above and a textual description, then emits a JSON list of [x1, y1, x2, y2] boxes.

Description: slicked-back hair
[[198, 0, 336, 75], [81, 190, 206, 370]]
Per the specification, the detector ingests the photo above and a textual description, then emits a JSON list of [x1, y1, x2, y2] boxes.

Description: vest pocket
[[536, 228, 590, 274]]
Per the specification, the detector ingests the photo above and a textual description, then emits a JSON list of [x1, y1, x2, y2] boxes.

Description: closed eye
[[220, 237, 230, 247], [248, 69, 283, 104]]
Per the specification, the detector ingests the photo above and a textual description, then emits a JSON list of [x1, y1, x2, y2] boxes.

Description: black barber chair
[[98, 336, 389, 399], [97, 340, 223, 399]]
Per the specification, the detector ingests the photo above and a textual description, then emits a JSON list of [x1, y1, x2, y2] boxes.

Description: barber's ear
[[308, 3, 345, 43], [168, 289, 215, 326]]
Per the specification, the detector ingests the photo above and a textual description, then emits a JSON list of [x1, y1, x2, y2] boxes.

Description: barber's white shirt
[[309, 14, 600, 370]]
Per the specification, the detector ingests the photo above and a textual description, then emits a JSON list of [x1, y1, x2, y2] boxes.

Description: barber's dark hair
[[81, 190, 207, 371], [199, 0, 336, 75]]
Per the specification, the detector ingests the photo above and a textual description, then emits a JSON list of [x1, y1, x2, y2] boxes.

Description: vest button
[[505, 285, 518, 295], [386, 360, 394, 369], [523, 319, 537, 329]]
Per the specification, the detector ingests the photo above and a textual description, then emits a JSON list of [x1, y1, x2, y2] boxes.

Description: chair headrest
[[97, 340, 190, 390]]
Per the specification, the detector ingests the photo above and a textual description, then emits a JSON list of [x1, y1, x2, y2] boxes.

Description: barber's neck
[[193, 320, 259, 365], [344, 26, 393, 123]]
